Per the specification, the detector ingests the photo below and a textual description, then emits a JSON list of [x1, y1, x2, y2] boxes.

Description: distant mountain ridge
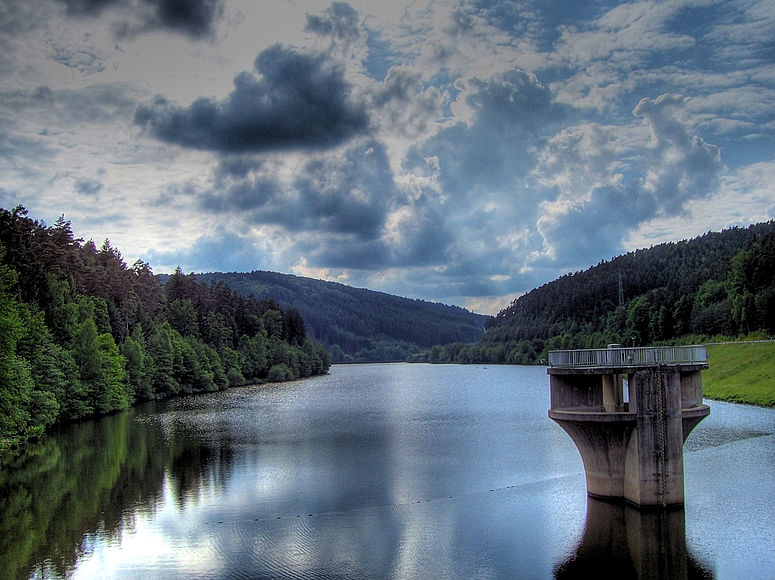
[[196, 271, 487, 362]]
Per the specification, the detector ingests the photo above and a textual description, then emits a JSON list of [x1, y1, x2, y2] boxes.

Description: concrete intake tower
[[548, 345, 710, 508]]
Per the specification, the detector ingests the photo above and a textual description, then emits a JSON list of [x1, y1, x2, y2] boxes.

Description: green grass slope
[[704, 342, 775, 407]]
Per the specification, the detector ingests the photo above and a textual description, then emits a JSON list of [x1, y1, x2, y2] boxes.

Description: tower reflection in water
[[555, 498, 714, 580]]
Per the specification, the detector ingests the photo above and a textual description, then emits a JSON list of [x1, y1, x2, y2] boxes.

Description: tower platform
[[547, 345, 710, 508]]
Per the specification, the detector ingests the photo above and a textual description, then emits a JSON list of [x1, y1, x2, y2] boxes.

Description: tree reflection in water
[[0, 401, 227, 580], [555, 498, 714, 580]]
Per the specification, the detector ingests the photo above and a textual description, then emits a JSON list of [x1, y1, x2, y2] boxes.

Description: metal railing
[[548, 345, 707, 368]]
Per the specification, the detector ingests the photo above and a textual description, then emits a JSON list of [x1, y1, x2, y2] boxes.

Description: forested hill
[[195, 271, 487, 362], [424, 221, 775, 365], [0, 206, 330, 445]]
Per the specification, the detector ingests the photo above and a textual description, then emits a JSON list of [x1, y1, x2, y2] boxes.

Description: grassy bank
[[703, 342, 775, 407]]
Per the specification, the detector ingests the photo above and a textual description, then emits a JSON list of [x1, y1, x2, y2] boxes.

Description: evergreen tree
[[0, 253, 36, 441]]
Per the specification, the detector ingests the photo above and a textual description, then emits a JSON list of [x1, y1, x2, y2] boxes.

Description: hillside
[[704, 342, 775, 407], [424, 221, 775, 364], [196, 271, 487, 362], [0, 206, 330, 445]]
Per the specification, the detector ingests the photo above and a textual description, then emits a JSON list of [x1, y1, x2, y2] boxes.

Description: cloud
[[547, 1, 697, 110], [74, 177, 104, 195], [60, 0, 115, 16], [371, 67, 443, 138], [0, 130, 59, 170], [0, 187, 20, 209], [202, 141, 399, 242], [2, 0, 772, 314], [134, 42, 369, 153], [408, 68, 563, 200], [259, 66, 564, 297], [633, 94, 721, 213], [56, 83, 142, 123], [296, 66, 566, 293], [304, 1, 365, 55], [1, 83, 141, 130], [300, 236, 393, 270], [143, 230, 274, 274], [534, 122, 621, 202], [59, 0, 225, 40], [536, 183, 649, 267], [46, 37, 109, 75], [385, 204, 454, 267], [534, 93, 723, 267], [704, 0, 775, 65], [625, 158, 775, 250], [190, 134, 458, 274]]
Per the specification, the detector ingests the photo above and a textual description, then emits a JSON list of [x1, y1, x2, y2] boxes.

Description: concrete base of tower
[[548, 353, 710, 509], [549, 404, 709, 508]]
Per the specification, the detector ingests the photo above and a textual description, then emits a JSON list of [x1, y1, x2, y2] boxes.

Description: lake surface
[[2, 363, 774, 579]]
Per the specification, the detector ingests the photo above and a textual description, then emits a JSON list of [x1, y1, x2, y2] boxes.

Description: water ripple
[[685, 426, 771, 451]]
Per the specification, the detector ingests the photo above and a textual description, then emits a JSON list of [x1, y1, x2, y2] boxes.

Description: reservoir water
[[2, 363, 774, 579]]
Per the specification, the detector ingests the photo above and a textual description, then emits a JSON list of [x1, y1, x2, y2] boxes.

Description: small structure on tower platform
[[547, 345, 710, 508]]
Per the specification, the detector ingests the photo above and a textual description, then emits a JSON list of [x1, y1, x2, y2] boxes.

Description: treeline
[[0, 206, 330, 445], [197, 271, 487, 362], [415, 222, 775, 365]]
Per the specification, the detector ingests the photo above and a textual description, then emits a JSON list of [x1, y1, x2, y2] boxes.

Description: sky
[[1, 0, 774, 314]]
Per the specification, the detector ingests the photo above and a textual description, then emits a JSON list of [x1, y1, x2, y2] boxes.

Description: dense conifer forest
[[0, 206, 330, 445], [196, 271, 487, 362], [419, 222, 775, 364]]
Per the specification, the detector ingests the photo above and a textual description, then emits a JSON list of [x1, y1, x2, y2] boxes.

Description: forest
[[417, 221, 775, 365], [197, 271, 487, 362], [0, 206, 330, 445]]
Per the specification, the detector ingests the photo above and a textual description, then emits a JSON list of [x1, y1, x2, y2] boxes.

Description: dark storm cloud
[[305, 200, 455, 271], [59, 0, 225, 39], [134, 43, 369, 153], [201, 171, 277, 213], [290, 145, 395, 239], [393, 206, 454, 267], [198, 133, 461, 271], [212, 156, 263, 181], [203, 141, 398, 241]]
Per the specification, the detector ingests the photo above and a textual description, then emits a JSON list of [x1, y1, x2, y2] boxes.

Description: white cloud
[[534, 122, 622, 202], [533, 92, 724, 268]]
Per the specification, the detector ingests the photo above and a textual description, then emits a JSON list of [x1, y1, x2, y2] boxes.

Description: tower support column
[[548, 347, 709, 509], [624, 367, 685, 507]]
